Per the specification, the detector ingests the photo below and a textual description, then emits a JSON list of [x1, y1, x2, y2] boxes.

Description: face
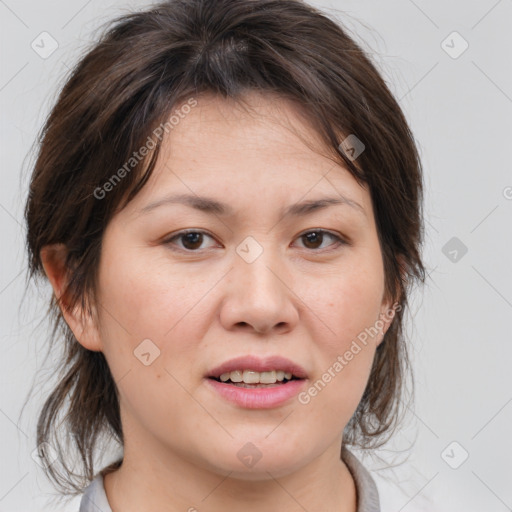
[[73, 92, 396, 479]]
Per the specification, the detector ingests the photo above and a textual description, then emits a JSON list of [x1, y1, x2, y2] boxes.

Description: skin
[[41, 91, 398, 512]]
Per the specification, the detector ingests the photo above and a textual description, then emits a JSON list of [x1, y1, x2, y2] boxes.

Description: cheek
[[297, 257, 384, 416], [98, 242, 209, 342], [307, 259, 385, 353], [95, 243, 223, 410], [95, 250, 216, 438]]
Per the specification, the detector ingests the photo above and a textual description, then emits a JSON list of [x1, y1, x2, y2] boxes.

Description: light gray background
[[1, 0, 511, 510]]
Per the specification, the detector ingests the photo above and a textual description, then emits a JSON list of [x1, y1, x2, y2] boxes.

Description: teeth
[[259, 371, 276, 384], [230, 370, 243, 383], [218, 370, 295, 384], [244, 370, 262, 384]]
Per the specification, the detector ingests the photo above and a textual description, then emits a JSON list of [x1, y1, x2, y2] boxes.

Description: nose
[[219, 245, 299, 335]]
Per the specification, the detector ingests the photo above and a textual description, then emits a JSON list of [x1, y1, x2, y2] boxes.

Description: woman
[[24, 0, 426, 510]]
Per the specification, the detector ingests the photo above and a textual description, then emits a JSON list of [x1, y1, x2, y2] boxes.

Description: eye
[[163, 228, 348, 253], [293, 229, 347, 251], [163, 230, 218, 252]]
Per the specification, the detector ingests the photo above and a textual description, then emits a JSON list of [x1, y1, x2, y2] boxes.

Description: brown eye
[[164, 230, 218, 252], [295, 230, 346, 251], [180, 232, 204, 250]]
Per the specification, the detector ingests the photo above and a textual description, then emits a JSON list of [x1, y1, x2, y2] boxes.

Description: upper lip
[[207, 355, 308, 379]]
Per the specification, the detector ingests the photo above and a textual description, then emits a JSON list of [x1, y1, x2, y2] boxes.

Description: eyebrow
[[138, 193, 366, 218]]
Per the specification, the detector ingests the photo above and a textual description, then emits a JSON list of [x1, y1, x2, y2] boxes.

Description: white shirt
[[79, 446, 380, 512]]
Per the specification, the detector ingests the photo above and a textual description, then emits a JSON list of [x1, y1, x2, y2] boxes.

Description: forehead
[[122, 91, 372, 222], [170, 91, 332, 160]]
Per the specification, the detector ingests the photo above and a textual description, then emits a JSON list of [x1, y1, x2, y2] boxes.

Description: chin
[[221, 462, 306, 482], [204, 446, 310, 481]]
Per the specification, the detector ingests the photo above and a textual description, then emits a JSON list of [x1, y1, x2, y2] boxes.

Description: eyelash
[[162, 229, 348, 254]]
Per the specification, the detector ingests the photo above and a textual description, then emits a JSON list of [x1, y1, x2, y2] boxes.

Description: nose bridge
[[220, 235, 298, 333], [235, 235, 286, 303]]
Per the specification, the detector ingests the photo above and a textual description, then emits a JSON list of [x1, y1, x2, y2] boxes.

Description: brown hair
[[24, 0, 425, 495]]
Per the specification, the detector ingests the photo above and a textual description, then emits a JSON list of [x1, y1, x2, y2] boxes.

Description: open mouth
[[205, 362, 308, 408], [208, 370, 304, 388]]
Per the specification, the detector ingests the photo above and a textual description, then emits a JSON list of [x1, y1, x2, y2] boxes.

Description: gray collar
[[341, 445, 381, 511]]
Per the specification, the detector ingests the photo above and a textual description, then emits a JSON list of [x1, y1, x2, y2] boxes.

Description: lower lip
[[205, 378, 307, 409]]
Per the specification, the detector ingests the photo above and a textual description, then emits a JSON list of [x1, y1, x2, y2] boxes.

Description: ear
[[40, 243, 103, 352], [376, 254, 407, 346]]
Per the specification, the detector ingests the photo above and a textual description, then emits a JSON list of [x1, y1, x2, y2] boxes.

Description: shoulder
[[78, 473, 112, 512], [341, 445, 381, 512]]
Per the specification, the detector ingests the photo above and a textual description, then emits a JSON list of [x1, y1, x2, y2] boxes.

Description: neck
[[103, 436, 357, 512]]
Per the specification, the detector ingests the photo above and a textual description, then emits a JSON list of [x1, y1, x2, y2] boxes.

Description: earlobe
[[40, 244, 103, 352]]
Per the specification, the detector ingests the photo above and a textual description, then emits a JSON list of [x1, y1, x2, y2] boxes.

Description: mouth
[[208, 369, 304, 388], [207, 354, 308, 383], [205, 355, 308, 408]]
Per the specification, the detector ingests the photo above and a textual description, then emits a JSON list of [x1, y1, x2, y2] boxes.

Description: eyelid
[[162, 229, 219, 251], [162, 228, 349, 253], [293, 228, 349, 251]]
